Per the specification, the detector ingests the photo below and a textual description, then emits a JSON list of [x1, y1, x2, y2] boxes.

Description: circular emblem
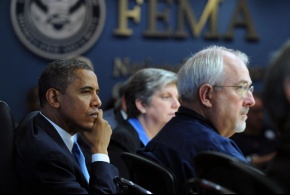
[[10, 0, 106, 60]]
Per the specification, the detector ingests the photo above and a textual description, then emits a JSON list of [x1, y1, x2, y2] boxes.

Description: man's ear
[[46, 88, 60, 108], [284, 76, 290, 103], [199, 84, 213, 107]]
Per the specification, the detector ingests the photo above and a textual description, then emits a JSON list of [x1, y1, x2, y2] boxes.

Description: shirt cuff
[[92, 153, 110, 163]]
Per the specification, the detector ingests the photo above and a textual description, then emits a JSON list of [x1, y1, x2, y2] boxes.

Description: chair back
[[186, 178, 236, 194], [194, 151, 284, 194], [114, 176, 152, 194], [0, 100, 21, 193], [121, 152, 178, 194]]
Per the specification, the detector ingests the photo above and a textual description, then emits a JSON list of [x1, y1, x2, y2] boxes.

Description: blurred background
[[1, 0, 289, 123]]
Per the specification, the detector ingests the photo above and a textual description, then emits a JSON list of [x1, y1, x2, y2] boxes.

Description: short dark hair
[[38, 59, 93, 106]]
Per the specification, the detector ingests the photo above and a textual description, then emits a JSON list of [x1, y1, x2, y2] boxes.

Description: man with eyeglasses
[[137, 45, 256, 193]]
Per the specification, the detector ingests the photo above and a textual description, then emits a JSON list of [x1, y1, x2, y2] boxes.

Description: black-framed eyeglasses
[[213, 83, 254, 98]]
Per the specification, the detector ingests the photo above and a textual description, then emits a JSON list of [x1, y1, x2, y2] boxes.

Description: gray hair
[[178, 45, 249, 103], [125, 68, 178, 118]]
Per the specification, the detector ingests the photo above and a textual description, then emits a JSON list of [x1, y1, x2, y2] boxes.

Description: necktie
[[72, 141, 90, 183]]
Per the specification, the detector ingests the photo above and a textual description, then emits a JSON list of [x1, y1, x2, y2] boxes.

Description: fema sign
[[10, 0, 106, 60]]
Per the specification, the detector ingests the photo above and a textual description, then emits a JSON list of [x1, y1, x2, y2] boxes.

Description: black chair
[[114, 176, 153, 194], [186, 177, 236, 194], [0, 100, 21, 193], [194, 151, 284, 194], [121, 152, 178, 194]]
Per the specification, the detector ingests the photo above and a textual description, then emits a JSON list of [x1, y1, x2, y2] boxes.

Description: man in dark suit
[[15, 59, 119, 193]]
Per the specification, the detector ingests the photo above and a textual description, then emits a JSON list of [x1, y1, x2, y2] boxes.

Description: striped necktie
[[72, 141, 90, 183]]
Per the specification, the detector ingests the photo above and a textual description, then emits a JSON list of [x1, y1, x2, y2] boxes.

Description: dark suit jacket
[[108, 120, 144, 179], [15, 113, 118, 194]]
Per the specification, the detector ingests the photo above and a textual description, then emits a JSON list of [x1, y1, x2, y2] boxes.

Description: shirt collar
[[40, 112, 74, 152], [128, 118, 150, 146], [177, 106, 219, 134]]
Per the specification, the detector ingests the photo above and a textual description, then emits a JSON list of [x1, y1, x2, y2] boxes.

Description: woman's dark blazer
[[108, 120, 144, 179]]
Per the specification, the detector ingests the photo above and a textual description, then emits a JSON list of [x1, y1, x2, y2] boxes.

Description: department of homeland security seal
[[10, 0, 106, 60]]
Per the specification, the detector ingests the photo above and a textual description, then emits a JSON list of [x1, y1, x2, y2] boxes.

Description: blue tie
[[72, 141, 90, 183]]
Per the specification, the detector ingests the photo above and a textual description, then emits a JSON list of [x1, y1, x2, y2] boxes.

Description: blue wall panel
[[1, 0, 290, 123]]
